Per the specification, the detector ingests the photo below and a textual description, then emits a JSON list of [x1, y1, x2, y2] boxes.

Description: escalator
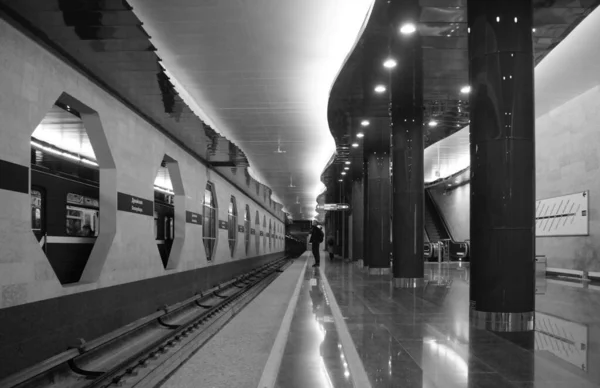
[[423, 189, 450, 243]]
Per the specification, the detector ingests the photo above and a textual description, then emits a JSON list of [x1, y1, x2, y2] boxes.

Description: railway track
[[2, 257, 292, 388]]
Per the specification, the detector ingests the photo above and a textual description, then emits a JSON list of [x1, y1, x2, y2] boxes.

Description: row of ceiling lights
[[338, 23, 475, 183]]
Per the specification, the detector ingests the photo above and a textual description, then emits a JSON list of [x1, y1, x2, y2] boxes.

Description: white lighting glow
[[351, 143, 359, 148], [400, 23, 417, 34], [344, 167, 349, 170], [361, 120, 370, 126], [383, 58, 397, 68], [345, 161, 351, 165], [460, 85, 471, 94], [341, 172, 346, 175], [428, 120, 438, 127], [128, 0, 376, 220], [356, 132, 364, 138], [374, 85, 386, 93], [31, 140, 98, 167]]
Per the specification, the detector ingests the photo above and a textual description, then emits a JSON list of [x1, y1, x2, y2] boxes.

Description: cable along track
[[4, 257, 292, 388]]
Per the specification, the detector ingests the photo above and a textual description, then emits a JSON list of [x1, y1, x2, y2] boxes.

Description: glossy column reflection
[[389, 0, 425, 288], [364, 118, 391, 273], [468, 0, 535, 331]]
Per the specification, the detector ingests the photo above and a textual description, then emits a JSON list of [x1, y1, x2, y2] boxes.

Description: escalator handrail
[[425, 189, 456, 243]]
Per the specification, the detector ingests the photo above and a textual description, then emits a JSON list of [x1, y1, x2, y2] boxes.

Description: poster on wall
[[536, 191, 588, 237]]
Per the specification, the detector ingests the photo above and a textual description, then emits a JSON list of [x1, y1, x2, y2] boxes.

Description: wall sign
[[186, 211, 202, 225], [536, 191, 588, 236], [117, 192, 153, 216], [238, 225, 245, 233], [218, 220, 228, 229], [0, 159, 28, 194], [260, 231, 264, 236], [251, 228, 256, 235], [535, 312, 588, 371]]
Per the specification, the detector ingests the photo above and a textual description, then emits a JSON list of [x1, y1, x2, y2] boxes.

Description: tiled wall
[[0, 18, 285, 310]]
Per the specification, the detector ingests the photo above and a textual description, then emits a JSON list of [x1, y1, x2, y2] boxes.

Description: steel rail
[[2, 257, 290, 388]]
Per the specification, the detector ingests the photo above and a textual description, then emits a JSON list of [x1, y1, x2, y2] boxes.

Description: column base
[[368, 268, 391, 276], [470, 309, 534, 332], [393, 277, 424, 288]]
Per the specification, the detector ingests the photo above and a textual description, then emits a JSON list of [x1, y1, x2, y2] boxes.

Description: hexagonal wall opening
[[30, 94, 115, 285], [154, 155, 184, 268]]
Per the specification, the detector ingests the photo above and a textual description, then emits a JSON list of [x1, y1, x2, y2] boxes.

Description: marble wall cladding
[[425, 86, 600, 271], [536, 85, 600, 271], [0, 19, 285, 309]]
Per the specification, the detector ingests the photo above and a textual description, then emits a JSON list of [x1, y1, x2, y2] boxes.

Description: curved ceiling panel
[[423, 5, 600, 186], [128, 0, 375, 220], [325, 0, 600, 201]]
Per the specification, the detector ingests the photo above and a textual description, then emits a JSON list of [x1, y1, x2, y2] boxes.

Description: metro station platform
[[159, 252, 600, 388]]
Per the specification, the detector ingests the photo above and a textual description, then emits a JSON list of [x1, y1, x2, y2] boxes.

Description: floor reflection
[[323, 260, 600, 388], [275, 267, 353, 388]]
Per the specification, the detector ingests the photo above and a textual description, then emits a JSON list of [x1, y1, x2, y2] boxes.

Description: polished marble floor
[[282, 257, 600, 387], [276, 266, 354, 388]]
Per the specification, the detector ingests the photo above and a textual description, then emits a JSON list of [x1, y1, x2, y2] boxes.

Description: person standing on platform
[[309, 221, 324, 267], [326, 235, 335, 261]]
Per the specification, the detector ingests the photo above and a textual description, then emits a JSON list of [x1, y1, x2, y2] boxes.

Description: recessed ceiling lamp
[[351, 143, 359, 148], [357, 133, 364, 138], [344, 167, 349, 170], [345, 161, 351, 165], [428, 120, 438, 127], [374, 85, 386, 93], [361, 120, 370, 126], [460, 85, 471, 94], [339, 179, 343, 182], [383, 58, 397, 68], [341, 172, 347, 175], [400, 23, 417, 35]]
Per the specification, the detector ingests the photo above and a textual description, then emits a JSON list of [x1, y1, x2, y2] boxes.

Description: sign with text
[[536, 191, 588, 236], [186, 211, 202, 225], [260, 231, 264, 236], [251, 228, 256, 235], [117, 192, 153, 216], [238, 225, 245, 233], [316, 203, 350, 211], [218, 220, 228, 229]]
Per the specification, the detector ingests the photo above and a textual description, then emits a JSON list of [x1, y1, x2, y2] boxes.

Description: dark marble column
[[389, 0, 425, 288], [364, 118, 391, 273], [351, 178, 365, 262], [468, 0, 535, 331]]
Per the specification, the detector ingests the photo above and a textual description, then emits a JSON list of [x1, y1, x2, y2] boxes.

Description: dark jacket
[[309, 226, 323, 244]]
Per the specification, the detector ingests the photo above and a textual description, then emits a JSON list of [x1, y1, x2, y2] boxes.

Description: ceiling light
[[374, 85, 386, 93], [345, 161, 351, 165], [428, 120, 438, 127], [383, 58, 397, 69], [351, 143, 359, 148], [460, 85, 471, 94], [356, 133, 364, 138], [338, 179, 343, 182], [400, 23, 417, 35], [341, 172, 347, 175], [361, 120, 370, 126], [344, 167, 349, 170]]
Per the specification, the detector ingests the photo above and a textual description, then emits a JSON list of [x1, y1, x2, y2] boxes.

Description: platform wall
[[535, 85, 600, 272], [428, 85, 600, 272]]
